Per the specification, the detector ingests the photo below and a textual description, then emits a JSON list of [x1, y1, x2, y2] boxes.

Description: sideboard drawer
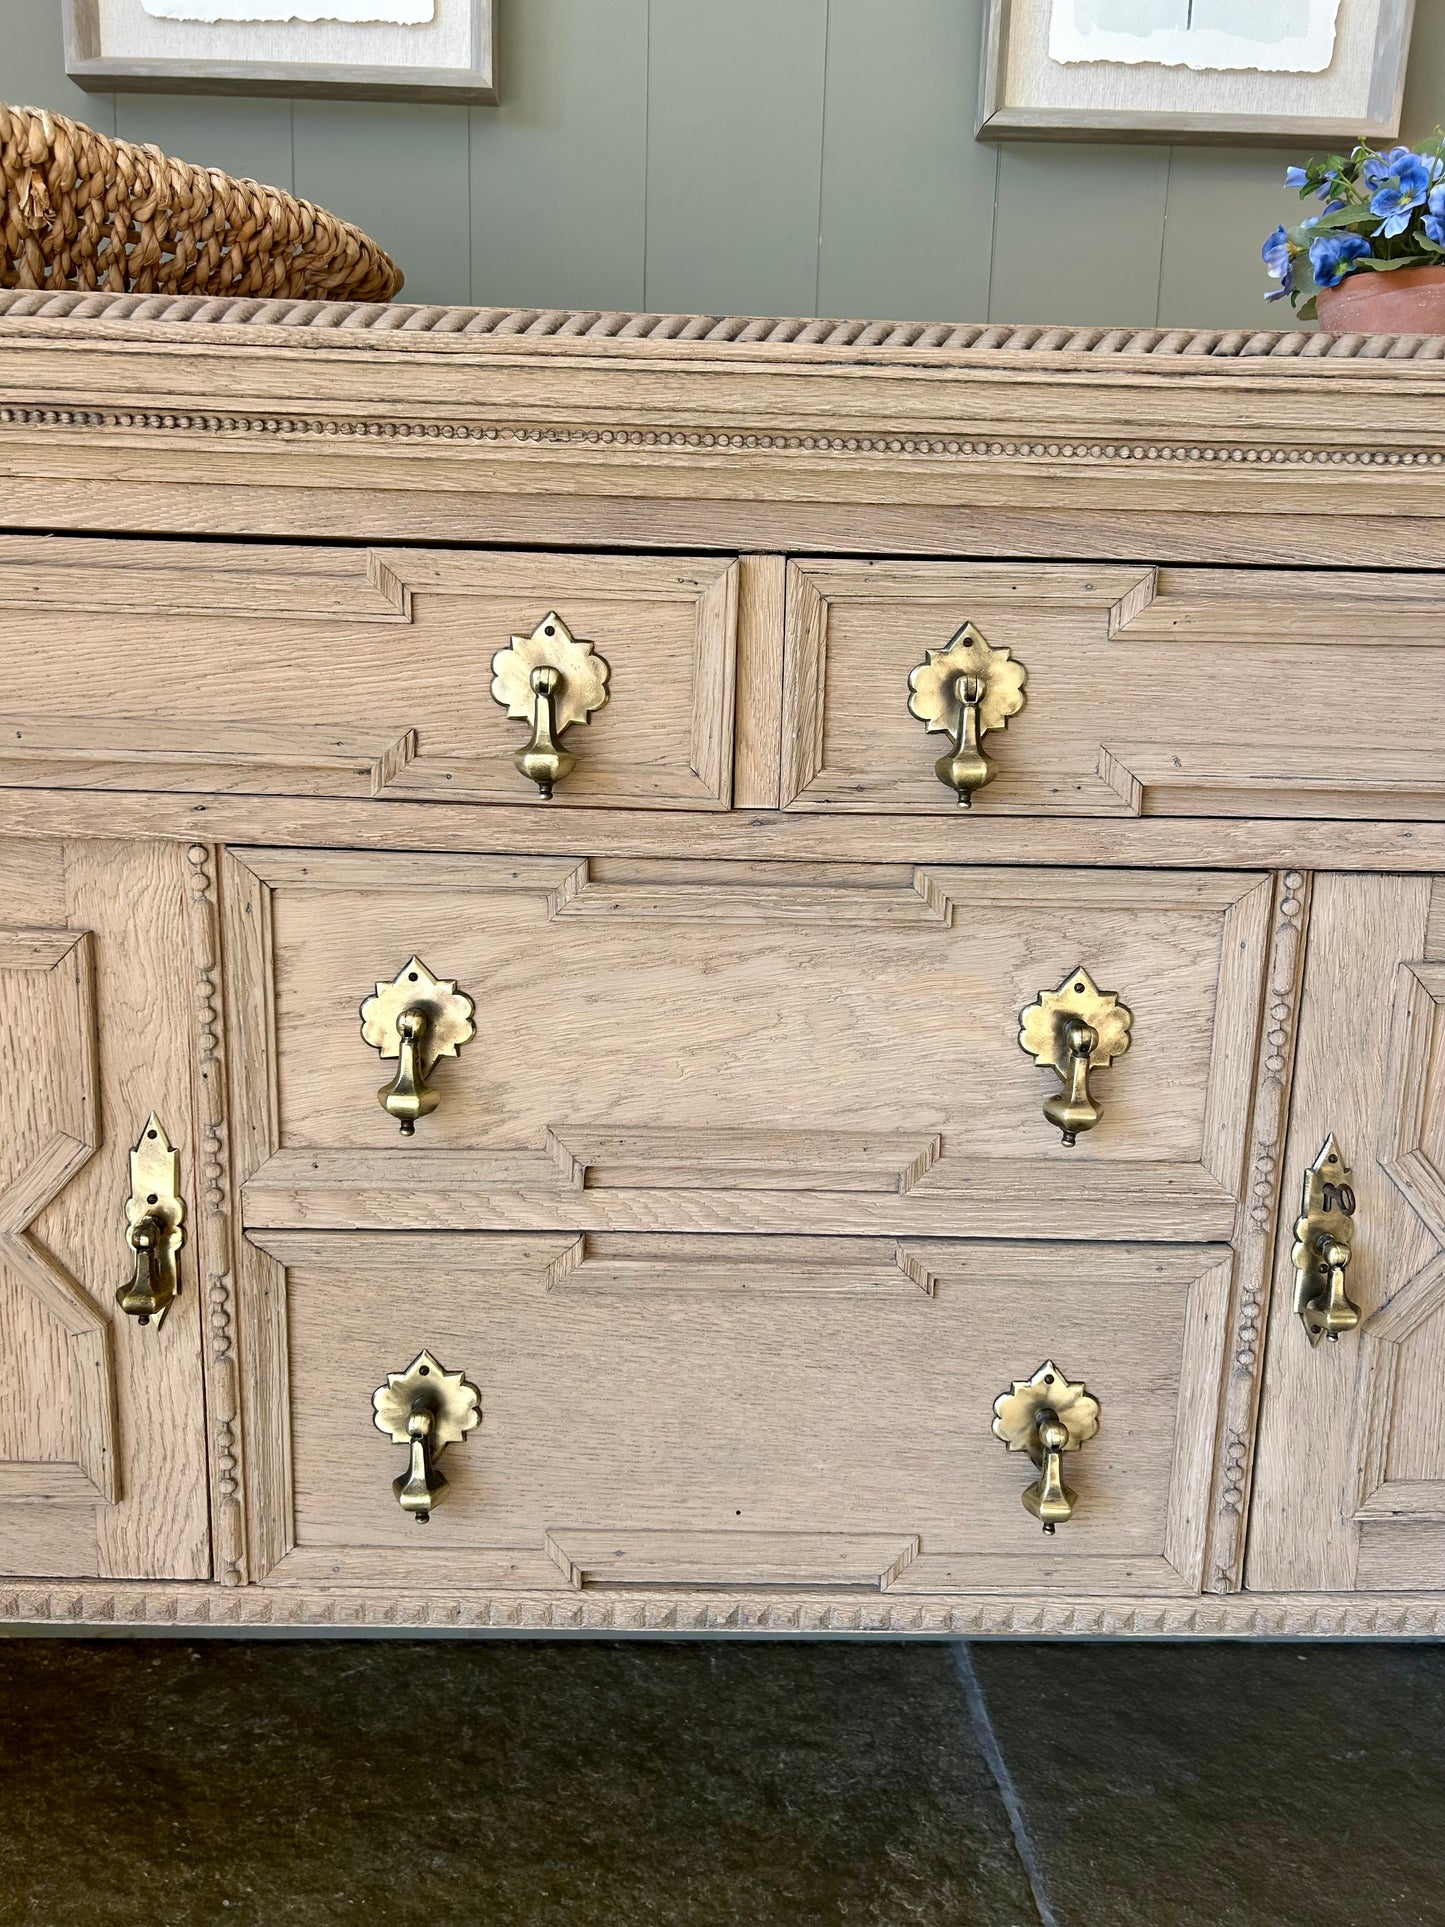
[[0, 538, 739, 810], [781, 561, 1445, 818], [231, 850, 1273, 1242], [244, 1231, 1230, 1599]]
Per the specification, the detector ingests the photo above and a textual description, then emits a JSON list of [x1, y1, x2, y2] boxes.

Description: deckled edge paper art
[[1048, 0, 1342, 74], [142, 0, 436, 21]]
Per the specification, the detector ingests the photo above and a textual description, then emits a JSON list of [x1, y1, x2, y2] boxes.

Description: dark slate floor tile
[[0, 1639, 1037, 1927], [971, 1640, 1445, 1927]]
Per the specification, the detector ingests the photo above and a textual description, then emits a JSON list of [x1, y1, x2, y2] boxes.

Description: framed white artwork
[[63, 0, 497, 103], [978, 0, 1416, 142]]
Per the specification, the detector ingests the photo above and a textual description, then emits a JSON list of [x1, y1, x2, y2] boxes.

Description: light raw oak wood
[[242, 1230, 1229, 1597], [2, 299, 1445, 1631], [1247, 876, 1440, 1593], [0, 787, 1442, 874], [0, 540, 741, 813], [0, 840, 212, 1581], [226, 849, 1269, 1241], [12, 301, 1445, 580], [781, 561, 1445, 819]]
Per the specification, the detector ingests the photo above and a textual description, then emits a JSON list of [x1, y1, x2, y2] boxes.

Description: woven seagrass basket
[[1, 102, 402, 302]]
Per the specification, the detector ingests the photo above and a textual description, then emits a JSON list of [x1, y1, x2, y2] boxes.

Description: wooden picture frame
[[63, 0, 497, 105], [977, 0, 1415, 144]]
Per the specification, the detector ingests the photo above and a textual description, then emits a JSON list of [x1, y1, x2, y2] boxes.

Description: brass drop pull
[[490, 612, 610, 798], [373, 1351, 482, 1520], [116, 1114, 185, 1328], [1293, 1135, 1362, 1346], [1018, 967, 1133, 1145], [359, 957, 476, 1135], [907, 622, 1026, 807], [993, 1361, 1100, 1533]]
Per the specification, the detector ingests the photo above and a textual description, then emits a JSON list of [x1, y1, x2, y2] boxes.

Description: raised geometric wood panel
[[0, 928, 109, 1504], [782, 563, 1445, 818], [230, 851, 1272, 1243], [0, 840, 215, 1582], [1246, 877, 1445, 1594], [1352, 961, 1445, 1578], [244, 1231, 1231, 1598], [0, 538, 739, 810]]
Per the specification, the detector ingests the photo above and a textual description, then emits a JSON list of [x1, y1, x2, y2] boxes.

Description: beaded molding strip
[[4, 288, 1445, 360], [1, 402, 1441, 470]]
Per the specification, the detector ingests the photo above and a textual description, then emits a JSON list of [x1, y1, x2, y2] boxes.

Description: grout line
[[640, 0, 652, 312], [1154, 146, 1176, 329], [952, 1641, 1060, 1927], [814, 0, 831, 318]]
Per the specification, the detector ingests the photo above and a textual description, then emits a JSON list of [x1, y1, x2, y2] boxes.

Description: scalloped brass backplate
[[490, 612, 610, 733], [907, 623, 1026, 739]]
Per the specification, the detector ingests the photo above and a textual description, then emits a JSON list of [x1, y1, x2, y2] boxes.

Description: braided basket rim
[[1, 102, 402, 304]]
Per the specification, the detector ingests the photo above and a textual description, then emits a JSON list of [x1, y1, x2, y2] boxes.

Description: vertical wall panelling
[[1158, 150, 1304, 330], [292, 99, 470, 306], [113, 98, 295, 194], [818, 0, 998, 323], [4, 0, 1445, 328], [4, 2, 113, 128], [644, 0, 828, 318], [469, 0, 648, 312], [989, 142, 1170, 327]]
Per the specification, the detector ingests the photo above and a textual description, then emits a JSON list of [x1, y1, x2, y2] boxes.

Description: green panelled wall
[[5, 0, 1445, 327]]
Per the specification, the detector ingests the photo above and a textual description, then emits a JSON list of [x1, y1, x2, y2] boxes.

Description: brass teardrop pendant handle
[[373, 1350, 482, 1520], [1018, 967, 1133, 1145], [359, 957, 476, 1135], [490, 612, 610, 799], [907, 622, 1026, 807], [993, 1361, 1100, 1533]]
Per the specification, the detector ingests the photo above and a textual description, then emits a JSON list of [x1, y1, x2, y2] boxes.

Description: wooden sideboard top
[[3, 289, 1445, 366]]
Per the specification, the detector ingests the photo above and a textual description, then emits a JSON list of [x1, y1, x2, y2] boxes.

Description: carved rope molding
[[5, 290, 1445, 360], [7, 1581, 1445, 1637], [1, 404, 1442, 471]]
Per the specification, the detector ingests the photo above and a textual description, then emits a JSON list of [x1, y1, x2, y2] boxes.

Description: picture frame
[[62, 0, 497, 105], [977, 0, 1415, 144]]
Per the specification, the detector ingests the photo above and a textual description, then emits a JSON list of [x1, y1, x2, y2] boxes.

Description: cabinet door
[[1248, 874, 1445, 1593], [0, 838, 211, 1579]]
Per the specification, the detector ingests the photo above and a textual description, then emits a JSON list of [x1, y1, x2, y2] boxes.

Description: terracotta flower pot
[[1316, 263, 1445, 333]]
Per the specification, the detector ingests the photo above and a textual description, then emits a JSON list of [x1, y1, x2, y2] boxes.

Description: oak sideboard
[[2, 291, 1444, 1639]]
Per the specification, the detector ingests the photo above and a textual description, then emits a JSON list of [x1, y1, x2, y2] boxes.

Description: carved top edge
[[3, 290, 1444, 365]]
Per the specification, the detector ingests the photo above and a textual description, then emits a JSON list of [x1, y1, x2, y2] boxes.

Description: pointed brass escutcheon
[[1018, 966, 1133, 1145], [373, 1350, 482, 1520], [907, 622, 1026, 807], [117, 1113, 185, 1328], [490, 612, 610, 798], [993, 1361, 1100, 1533], [1293, 1134, 1361, 1347]]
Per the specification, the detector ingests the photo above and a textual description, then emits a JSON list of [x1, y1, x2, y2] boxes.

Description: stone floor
[[0, 1638, 1440, 1926]]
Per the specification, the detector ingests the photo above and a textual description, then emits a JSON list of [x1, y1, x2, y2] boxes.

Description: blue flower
[[1426, 181, 1445, 246], [1285, 165, 1309, 188], [1309, 231, 1372, 287], [1362, 146, 1441, 237], [1262, 223, 1295, 299]]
